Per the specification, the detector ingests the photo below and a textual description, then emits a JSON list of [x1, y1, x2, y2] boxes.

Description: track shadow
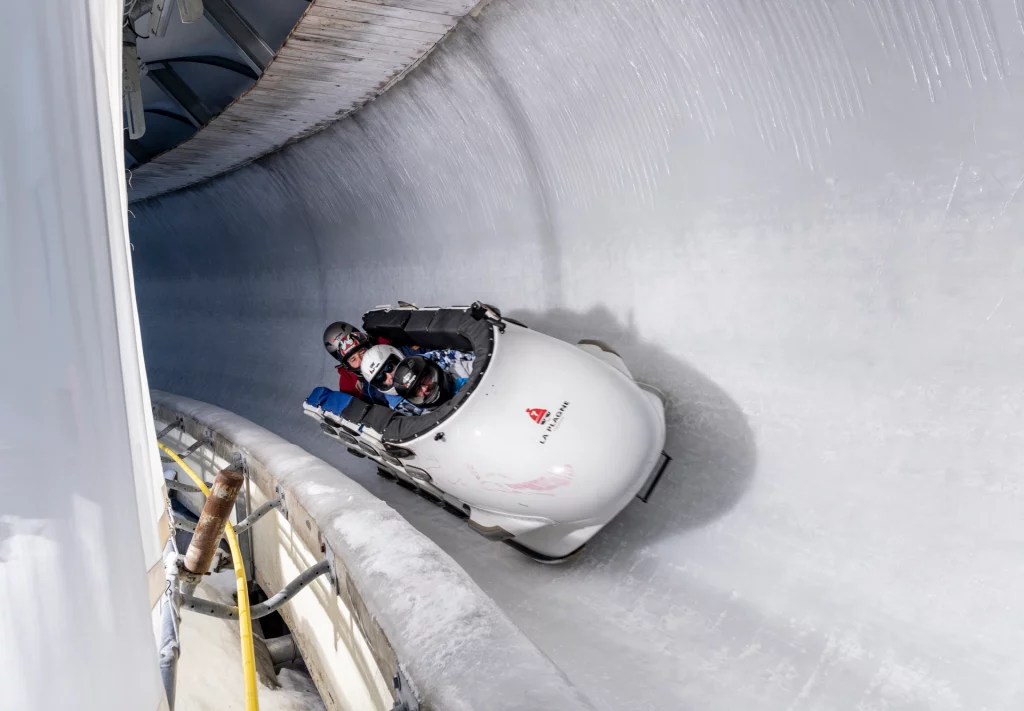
[[507, 306, 757, 557]]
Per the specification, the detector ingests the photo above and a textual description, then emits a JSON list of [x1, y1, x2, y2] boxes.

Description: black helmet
[[393, 357, 454, 407], [323, 321, 369, 370]]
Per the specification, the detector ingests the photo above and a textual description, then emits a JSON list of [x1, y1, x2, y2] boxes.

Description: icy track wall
[[131, 2, 1024, 710]]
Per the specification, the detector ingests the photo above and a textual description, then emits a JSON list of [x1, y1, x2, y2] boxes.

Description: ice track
[[131, 1, 1024, 709]]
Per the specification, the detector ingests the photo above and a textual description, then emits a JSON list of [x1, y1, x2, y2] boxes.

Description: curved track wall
[[131, 2, 1024, 709]]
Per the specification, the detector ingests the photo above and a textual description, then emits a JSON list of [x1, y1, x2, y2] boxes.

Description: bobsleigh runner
[[303, 302, 671, 562]]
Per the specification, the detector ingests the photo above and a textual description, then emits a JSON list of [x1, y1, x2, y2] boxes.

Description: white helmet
[[360, 345, 404, 394]]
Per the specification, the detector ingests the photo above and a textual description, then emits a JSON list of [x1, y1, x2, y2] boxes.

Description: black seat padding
[[421, 309, 474, 352], [402, 310, 436, 344], [362, 403, 397, 433], [381, 314, 495, 444], [460, 317, 493, 361], [362, 309, 412, 346], [339, 395, 396, 433], [365, 308, 475, 352], [407, 310, 473, 351], [340, 397, 371, 425]]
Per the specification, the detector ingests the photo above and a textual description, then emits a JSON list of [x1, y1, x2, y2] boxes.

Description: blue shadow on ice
[[508, 306, 757, 558]]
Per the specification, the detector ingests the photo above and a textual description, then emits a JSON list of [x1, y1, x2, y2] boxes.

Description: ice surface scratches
[[131, 1, 1024, 710], [667, 0, 865, 166], [151, 392, 594, 711], [651, 0, 1010, 164], [863, 0, 1007, 91]]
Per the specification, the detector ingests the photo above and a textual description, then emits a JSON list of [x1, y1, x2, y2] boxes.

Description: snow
[[133, 1, 1024, 710], [176, 569, 325, 711]]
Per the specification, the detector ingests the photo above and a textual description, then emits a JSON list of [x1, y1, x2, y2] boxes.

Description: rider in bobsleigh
[[322, 321, 411, 402], [361, 345, 474, 415], [312, 320, 474, 418]]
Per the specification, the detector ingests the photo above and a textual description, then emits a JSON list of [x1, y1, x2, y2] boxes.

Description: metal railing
[[151, 391, 597, 711], [155, 415, 406, 710]]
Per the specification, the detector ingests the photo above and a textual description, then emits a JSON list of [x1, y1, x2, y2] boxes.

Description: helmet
[[323, 322, 369, 370], [360, 345, 405, 394], [393, 356, 454, 408]]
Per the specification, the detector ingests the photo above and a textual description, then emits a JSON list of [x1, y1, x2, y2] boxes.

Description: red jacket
[[336, 367, 363, 397]]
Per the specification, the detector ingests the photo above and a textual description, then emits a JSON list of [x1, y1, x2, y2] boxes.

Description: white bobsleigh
[[303, 303, 669, 561]]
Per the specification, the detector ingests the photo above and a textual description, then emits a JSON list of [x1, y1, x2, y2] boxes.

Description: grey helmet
[[323, 321, 369, 370]]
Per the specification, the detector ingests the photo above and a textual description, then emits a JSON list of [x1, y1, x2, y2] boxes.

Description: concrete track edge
[[151, 389, 594, 711]]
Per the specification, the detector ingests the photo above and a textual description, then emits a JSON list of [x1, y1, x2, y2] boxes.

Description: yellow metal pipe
[[159, 441, 260, 711]]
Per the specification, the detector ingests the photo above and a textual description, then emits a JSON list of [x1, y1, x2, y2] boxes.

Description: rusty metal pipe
[[183, 467, 244, 576]]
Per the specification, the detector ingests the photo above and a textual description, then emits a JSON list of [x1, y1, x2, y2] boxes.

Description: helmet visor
[[406, 369, 439, 406], [394, 357, 444, 406], [371, 353, 403, 389]]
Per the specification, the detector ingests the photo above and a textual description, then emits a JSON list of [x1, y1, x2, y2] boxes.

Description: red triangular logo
[[526, 408, 548, 424]]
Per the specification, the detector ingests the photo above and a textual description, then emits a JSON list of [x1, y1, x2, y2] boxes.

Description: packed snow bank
[[152, 390, 593, 711], [177, 570, 325, 711]]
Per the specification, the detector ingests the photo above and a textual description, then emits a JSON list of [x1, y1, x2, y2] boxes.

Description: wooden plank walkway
[[127, 0, 482, 202]]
